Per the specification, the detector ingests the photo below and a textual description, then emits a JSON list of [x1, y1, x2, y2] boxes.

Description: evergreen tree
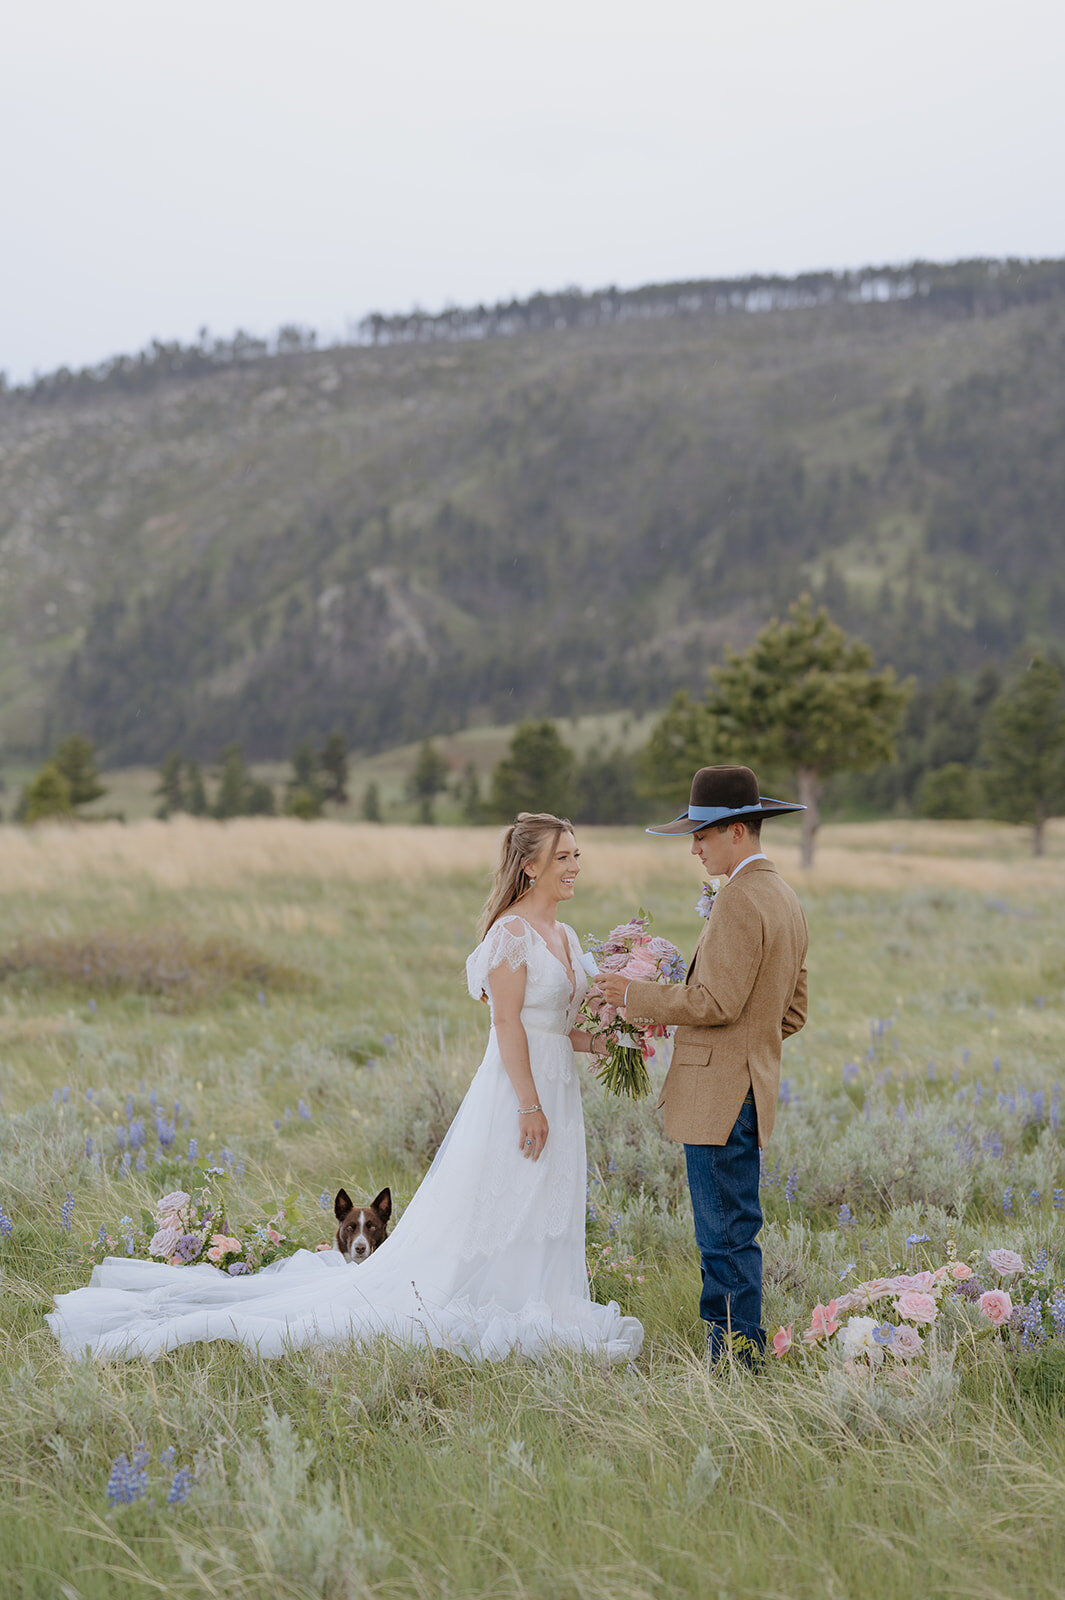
[[916, 762, 982, 819], [455, 760, 483, 824], [319, 732, 349, 804], [361, 781, 383, 823], [213, 745, 250, 819], [185, 760, 208, 816], [154, 751, 186, 818], [286, 740, 323, 817], [638, 690, 716, 810], [52, 735, 105, 808], [408, 739, 449, 824], [490, 721, 575, 820], [244, 777, 277, 815], [18, 763, 73, 824], [574, 744, 642, 824], [704, 597, 909, 867], [981, 655, 1065, 856]]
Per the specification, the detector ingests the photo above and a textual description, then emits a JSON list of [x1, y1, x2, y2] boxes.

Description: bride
[[48, 812, 644, 1363]]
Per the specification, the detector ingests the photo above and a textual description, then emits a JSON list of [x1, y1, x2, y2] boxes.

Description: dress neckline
[[491, 914, 578, 1002]]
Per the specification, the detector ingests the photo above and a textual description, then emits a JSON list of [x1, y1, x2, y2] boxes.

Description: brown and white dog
[[334, 1186, 392, 1262]]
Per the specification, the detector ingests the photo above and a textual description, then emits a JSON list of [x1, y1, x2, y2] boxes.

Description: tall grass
[[1, 819, 1064, 1598]]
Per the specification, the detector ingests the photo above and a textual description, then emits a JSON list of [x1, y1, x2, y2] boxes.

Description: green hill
[[2, 257, 1063, 762]]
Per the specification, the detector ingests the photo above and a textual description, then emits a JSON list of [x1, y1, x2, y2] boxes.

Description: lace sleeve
[[465, 917, 534, 1002]]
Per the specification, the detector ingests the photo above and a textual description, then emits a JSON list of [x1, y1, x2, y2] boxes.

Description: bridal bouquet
[[580, 910, 684, 1099], [83, 1172, 301, 1276]]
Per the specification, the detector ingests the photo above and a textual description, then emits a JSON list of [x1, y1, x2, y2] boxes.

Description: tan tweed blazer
[[623, 859, 808, 1147]]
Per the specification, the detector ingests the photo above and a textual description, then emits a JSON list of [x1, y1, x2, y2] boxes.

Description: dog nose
[[352, 1240, 370, 1257]]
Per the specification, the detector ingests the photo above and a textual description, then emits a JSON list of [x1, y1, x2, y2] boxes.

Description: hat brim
[[645, 798, 806, 836]]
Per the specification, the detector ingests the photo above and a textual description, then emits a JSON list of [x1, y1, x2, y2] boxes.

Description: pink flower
[[621, 954, 658, 981], [314, 1241, 332, 1252], [646, 936, 677, 958], [772, 1323, 794, 1357], [207, 1233, 242, 1262], [802, 1300, 841, 1344], [148, 1226, 181, 1259], [894, 1290, 938, 1324], [861, 1278, 899, 1303], [155, 1190, 190, 1221], [891, 1272, 936, 1294], [834, 1291, 869, 1314], [979, 1289, 1013, 1327], [950, 1262, 973, 1281], [987, 1249, 1025, 1276], [206, 1245, 225, 1262], [597, 953, 629, 973], [889, 1324, 923, 1360], [265, 1227, 283, 1245]]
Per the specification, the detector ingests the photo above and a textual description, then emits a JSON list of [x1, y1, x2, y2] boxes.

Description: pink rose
[[621, 955, 658, 981], [891, 1272, 936, 1294], [889, 1324, 923, 1359], [154, 1190, 190, 1221], [861, 1278, 898, 1303], [987, 1249, 1024, 1276], [646, 937, 676, 957], [206, 1245, 225, 1262], [979, 1289, 1013, 1327], [148, 1226, 181, 1259], [950, 1262, 973, 1281], [802, 1300, 841, 1344], [834, 1291, 869, 1314], [894, 1290, 938, 1324], [597, 953, 629, 973], [772, 1323, 793, 1357]]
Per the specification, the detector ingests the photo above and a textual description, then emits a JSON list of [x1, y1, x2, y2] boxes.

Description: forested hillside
[[1, 257, 1063, 762]]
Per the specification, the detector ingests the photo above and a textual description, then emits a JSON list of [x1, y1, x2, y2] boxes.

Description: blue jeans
[[684, 1093, 765, 1362]]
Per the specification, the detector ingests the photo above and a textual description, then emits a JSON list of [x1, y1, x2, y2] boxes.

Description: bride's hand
[[518, 1108, 549, 1161]]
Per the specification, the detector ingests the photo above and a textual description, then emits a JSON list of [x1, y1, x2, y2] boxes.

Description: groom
[[599, 765, 808, 1363]]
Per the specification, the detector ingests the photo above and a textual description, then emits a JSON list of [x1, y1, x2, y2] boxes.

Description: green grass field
[[2, 817, 1065, 1599]]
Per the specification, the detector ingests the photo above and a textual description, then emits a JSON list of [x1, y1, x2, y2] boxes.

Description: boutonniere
[[695, 879, 721, 919]]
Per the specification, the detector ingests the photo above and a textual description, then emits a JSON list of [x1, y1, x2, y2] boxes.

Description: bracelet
[[517, 1104, 542, 1115]]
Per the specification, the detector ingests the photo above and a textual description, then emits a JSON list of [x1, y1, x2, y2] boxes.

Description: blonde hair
[[478, 812, 574, 939]]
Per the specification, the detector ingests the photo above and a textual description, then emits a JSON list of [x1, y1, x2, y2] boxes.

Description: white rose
[[840, 1315, 883, 1364]]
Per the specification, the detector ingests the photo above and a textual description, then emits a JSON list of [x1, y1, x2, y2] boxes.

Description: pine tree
[[638, 691, 716, 810], [52, 735, 105, 808], [19, 763, 74, 824], [361, 781, 382, 823], [490, 722, 575, 820], [456, 760, 482, 824], [981, 655, 1065, 856], [286, 740, 323, 817], [213, 746, 249, 819], [154, 751, 185, 818], [408, 740, 449, 824], [319, 732, 349, 804], [704, 597, 909, 867], [185, 760, 209, 816]]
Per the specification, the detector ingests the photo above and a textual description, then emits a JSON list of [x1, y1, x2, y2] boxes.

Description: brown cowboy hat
[[646, 764, 805, 836]]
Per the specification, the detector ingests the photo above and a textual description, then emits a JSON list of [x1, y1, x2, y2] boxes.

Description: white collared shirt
[[728, 851, 767, 879]]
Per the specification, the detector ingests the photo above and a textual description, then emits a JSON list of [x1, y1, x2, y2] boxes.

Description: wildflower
[[905, 1233, 931, 1248], [297, 1099, 312, 1120], [784, 1169, 798, 1204], [1021, 1292, 1046, 1351], [187, 1138, 198, 1163], [838, 1203, 856, 1229], [1029, 1191, 1042, 1206], [106, 1444, 149, 1505], [85, 1136, 94, 1159], [839, 1262, 857, 1280], [889, 1325, 923, 1359], [841, 1316, 884, 1364], [802, 1301, 841, 1345], [0, 1210, 13, 1237], [772, 1323, 794, 1357], [319, 1191, 331, 1211], [987, 1249, 1025, 1276], [160, 1445, 177, 1468], [1003, 1188, 1014, 1216], [60, 1193, 75, 1232], [893, 1291, 937, 1325], [1033, 1249, 1049, 1273], [167, 1466, 195, 1505], [1050, 1287, 1065, 1341], [978, 1289, 1013, 1327], [871, 1322, 895, 1346]]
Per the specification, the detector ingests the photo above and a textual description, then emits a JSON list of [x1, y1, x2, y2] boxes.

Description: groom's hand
[[598, 973, 629, 1009]]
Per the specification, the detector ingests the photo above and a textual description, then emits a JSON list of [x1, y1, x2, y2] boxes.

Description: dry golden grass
[[0, 815, 1062, 899]]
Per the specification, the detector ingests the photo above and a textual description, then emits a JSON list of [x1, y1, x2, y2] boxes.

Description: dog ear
[[371, 1186, 392, 1224], [334, 1188, 354, 1222]]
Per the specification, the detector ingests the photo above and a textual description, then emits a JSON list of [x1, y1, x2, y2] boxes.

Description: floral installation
[[773, 1245, 1065, 1371], [83, 1170, 303, 1276], [580, 910, 684, 1099], [695, 878, 721, 919]]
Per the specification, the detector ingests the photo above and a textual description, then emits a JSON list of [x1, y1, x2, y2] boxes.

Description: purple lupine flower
[[297, 1099, 312, 1121], [60, 1192, 75, 1232], [1050, 1287, 1065, 1342], [838, 1204, 856, 1229], [167, 1466, 195, 1505], [784, 1169, 799, 1204], [160, 1445, 176, 1468], [1003, 1188, 1014, 1216], [0, 1210, 12, 1237], [1054, 1190, 1065, 1211], [187, 1138, 198, 1163], [1021, 1292, 1046, 1350], [319, 1191, 331, 1211], [106, 1443, 150, 1505]]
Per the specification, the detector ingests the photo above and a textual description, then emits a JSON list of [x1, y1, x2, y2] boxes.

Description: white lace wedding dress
[[48, 917, 644, 1363]]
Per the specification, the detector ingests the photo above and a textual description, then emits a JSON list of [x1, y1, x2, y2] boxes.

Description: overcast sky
[[4, 0, 1063, 381]]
